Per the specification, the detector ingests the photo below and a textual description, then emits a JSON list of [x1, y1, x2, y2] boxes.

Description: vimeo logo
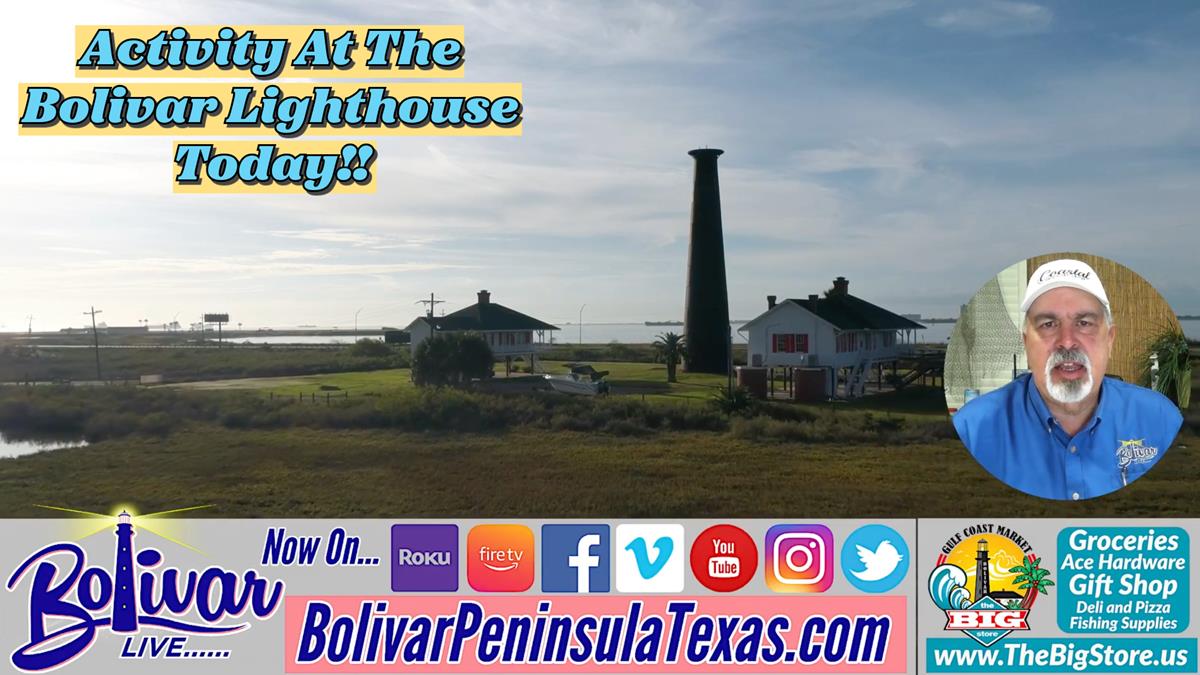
[[615, 524, 684, 593], [542, 525, 610, 593]]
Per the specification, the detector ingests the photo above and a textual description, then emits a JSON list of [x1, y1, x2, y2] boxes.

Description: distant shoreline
[[10, 315, 1200, 339]]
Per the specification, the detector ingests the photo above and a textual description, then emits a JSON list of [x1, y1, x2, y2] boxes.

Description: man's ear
[[1106, 321, 1117, 357]]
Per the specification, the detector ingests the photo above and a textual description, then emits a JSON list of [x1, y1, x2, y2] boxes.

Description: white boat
[[542, 364, 610, 396]]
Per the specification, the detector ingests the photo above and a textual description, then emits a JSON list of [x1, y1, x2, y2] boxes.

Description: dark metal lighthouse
[[683, 148, 731, 374]]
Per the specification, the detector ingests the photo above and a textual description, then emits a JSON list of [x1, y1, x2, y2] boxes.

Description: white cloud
[[927, 1, 1053, 37], [261, 249, 331, 260], [3, 0, 1199, 329], [252, 229, 386, 247], [792, 142, 919, 174]]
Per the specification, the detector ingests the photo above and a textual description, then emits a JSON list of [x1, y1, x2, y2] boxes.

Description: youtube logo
[[689, 524, 757, 592]]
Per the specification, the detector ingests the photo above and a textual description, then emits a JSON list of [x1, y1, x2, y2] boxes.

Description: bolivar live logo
[[5, 511, 283, 671], [928, 524, 1052, 647]]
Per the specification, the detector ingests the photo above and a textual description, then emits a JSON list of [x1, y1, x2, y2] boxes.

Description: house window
[[837, 332, 859, 353], [771, 333, 809, 353]]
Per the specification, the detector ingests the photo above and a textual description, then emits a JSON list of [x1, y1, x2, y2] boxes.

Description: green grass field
[[0, 357, 1195, 518], [0, 425, 1194, 518], [172, 369, 416, 396], [169, 360, 729, 401], [0, 343, 405, 383]]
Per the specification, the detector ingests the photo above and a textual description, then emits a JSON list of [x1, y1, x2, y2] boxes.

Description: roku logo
[[396, 549, 452, 566]]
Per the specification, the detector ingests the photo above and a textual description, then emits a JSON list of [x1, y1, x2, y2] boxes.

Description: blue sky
[[2, 0, 1198, 331]]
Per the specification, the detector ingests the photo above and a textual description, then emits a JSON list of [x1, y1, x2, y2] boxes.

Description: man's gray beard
[[1044, 348, 1093, 404]]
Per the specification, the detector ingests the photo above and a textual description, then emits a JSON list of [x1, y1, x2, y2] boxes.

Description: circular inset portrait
[[944, 252, 1189, 501]]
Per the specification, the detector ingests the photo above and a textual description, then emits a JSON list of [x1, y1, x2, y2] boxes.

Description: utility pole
[[727, 324, 734, 396], [84, 306, 102, 381], [416, 293, 444, 318], [579, 304, 586, 345]]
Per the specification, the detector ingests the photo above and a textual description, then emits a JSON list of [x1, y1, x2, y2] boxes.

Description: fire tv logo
[[467, 524, 534, 592]]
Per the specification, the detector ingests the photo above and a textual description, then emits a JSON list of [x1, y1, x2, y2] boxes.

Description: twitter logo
[[839, 524, 909, 593]]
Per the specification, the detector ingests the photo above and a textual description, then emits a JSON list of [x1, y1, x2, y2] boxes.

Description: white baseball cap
[[1020, 259, 1110, 314]]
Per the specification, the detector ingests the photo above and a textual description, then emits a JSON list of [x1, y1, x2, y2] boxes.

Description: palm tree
[[654, 332, 687, 383], [1141, 329, 1192, 410], [1010, 555, 1054, 609]]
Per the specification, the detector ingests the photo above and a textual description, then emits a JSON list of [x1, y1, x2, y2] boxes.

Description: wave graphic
[[929, 564, 972, 610]]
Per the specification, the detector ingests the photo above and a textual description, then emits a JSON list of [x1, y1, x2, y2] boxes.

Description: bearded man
[[953, 259, 1183, 500]]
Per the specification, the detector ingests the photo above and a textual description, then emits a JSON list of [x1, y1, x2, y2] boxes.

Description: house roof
[[784, 294, 926, 331], [414, 302, 559, 332]]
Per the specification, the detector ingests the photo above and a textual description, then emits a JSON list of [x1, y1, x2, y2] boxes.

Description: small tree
[[413, 332, 494, 386], [349, 338, 391, 358], [711, 385, 754, 416], [654, 332, 687, 383]]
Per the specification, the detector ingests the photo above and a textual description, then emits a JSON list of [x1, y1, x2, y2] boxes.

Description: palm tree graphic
[[1010, 555, 1055, 609]]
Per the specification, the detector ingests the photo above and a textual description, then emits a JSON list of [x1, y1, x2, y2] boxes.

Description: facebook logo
[[541, 525, 610, 593]]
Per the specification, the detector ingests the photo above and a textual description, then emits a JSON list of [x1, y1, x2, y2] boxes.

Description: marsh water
[[0, 432, 87, 459]]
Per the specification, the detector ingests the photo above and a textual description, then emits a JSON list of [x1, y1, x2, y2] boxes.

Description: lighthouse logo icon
[[6, 509, 285, 672], [113, 510, 138, 633]]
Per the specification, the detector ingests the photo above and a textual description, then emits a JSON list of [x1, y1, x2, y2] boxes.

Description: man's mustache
[[1047, 347, 1091, 370]]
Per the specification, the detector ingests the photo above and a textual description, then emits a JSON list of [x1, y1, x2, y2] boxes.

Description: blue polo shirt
[[953, 374, 1183, 500]]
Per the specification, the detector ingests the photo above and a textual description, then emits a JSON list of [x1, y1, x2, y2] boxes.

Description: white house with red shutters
[[739, 277, 924, 397]]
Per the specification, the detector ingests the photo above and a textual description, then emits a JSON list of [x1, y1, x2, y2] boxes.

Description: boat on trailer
[[543, 363, 610, 396]]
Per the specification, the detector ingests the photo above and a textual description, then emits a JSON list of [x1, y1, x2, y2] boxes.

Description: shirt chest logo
[[1116, 439, 1158, 468]]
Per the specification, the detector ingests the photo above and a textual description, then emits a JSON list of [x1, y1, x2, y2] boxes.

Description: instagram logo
[[765, 524, 833, 592]]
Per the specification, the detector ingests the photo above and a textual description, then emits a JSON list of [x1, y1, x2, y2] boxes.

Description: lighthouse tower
[[974, 539, 991, 602], [683, 148, 731, 374], [112, 510, 138, 632]]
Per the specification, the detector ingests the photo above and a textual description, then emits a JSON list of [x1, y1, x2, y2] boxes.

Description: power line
[[416, 293, 445, 318]]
